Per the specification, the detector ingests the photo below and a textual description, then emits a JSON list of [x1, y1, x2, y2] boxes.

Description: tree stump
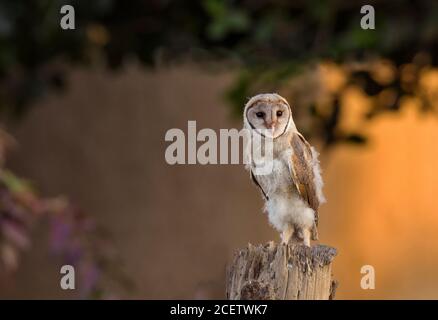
[[226, 242, 338, 300]]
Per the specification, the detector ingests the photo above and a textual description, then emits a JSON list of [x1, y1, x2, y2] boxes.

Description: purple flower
[[1, 220, 30, 250], [79, 261, 101, 297], [49, 216, 72, 254]]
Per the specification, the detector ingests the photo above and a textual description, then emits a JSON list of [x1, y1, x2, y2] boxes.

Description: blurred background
[[0, 0, 438, 299]]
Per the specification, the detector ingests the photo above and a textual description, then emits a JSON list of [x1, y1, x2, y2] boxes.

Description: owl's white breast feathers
[[246, 133, 325, 233]]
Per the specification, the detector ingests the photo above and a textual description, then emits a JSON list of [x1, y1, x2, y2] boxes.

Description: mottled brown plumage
[[290, 133, 319, 240]]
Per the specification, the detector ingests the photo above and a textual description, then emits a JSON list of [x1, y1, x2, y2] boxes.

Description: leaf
[[0, 170, 33, 194], [1, 220, 30, 250], [1, 244, 19, 271], [344, 133, 367, 145]]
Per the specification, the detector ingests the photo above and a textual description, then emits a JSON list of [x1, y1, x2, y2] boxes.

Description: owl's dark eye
[[256, 112, 265, 118], [276, 110, 283, 117]]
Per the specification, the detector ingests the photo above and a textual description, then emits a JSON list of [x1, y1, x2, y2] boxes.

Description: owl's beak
[[266, 121, 276, 129], [264, 122, 276, 137]]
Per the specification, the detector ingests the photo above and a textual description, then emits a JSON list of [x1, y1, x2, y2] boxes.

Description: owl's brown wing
[[289, 132, 320, 240], [250, 170, 268, 201]]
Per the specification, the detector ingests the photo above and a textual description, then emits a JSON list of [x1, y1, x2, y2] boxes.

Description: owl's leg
[[302, 228, 311, 247], [281, 224, 294, 244]]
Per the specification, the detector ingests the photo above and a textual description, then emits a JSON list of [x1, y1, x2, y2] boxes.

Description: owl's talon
[[281, 224, 294, 245], [302, 228, 311, 247]]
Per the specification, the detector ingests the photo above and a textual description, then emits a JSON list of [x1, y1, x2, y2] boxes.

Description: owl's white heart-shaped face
[[246, 100, 291, 138]]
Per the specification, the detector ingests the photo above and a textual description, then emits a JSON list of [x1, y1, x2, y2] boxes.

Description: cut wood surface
[[226, 242, 337, 300]]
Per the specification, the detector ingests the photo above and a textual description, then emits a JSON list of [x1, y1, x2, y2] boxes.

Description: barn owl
[[243, 93, 325, 246]]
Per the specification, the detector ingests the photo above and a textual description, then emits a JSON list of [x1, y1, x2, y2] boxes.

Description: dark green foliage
[[0, 0, 436, 145]]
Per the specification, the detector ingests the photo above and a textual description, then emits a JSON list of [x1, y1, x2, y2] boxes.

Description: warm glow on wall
[[320, 69, 438, 298]]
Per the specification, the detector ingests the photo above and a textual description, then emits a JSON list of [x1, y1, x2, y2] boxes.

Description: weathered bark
[[226, 242, 337, 300]]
